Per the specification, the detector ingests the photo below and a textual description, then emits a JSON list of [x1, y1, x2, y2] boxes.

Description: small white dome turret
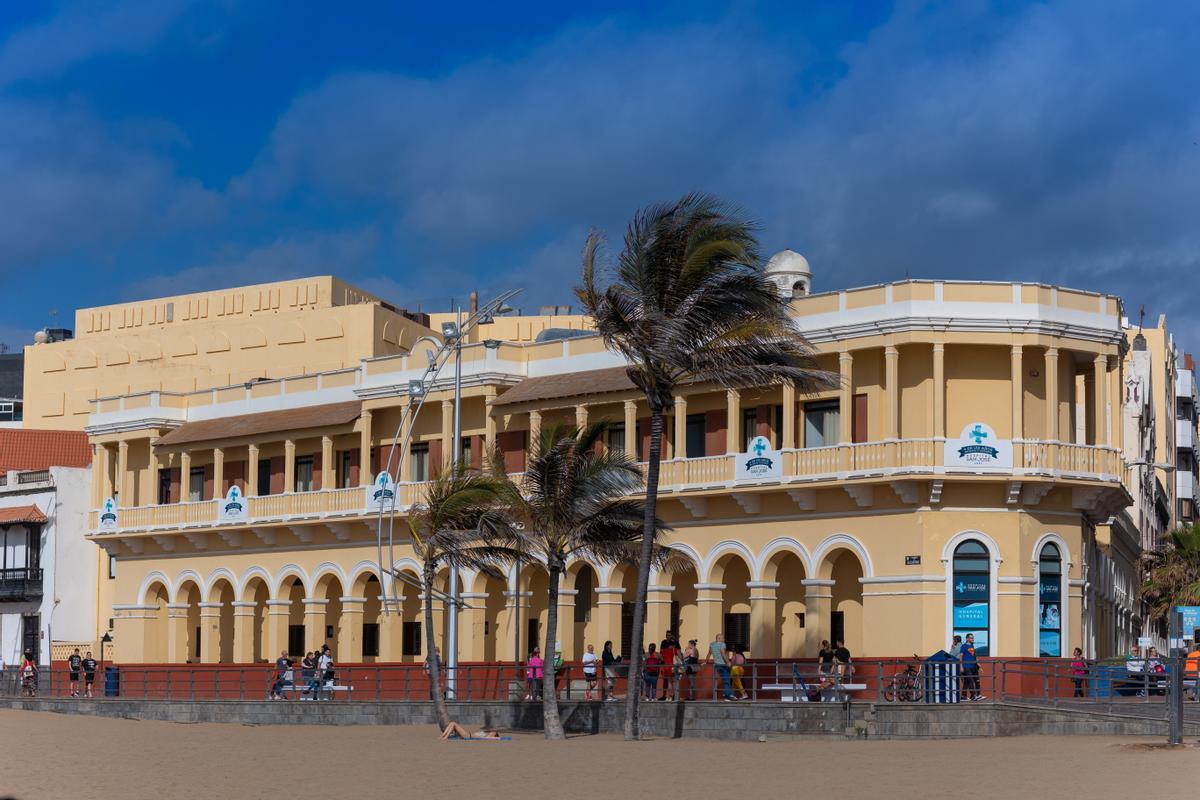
[[765, 249, 812, 299]]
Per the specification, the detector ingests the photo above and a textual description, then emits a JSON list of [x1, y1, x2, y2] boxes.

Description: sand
[[0, 709, 1197, 800]]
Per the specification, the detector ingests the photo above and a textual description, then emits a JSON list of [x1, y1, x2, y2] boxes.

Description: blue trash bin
[[104, 666, 119, 697], [923, 650, 961, 703]]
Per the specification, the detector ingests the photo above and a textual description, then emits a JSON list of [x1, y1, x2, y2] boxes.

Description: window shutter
[[168, 468, 181, 504], [312, 451, 323, 491], [497, 431, 527, 473], [853, 393, 868, 443], [706, 409, 727, 455], [269, 457, 284, 495], [202, 463, 214, 501], [348, 448, 360, 486], [224, 460, 246, 494], [428, 439, 444, 478]]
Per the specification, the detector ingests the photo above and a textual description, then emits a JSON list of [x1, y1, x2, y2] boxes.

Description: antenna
[[1138, 305, 1145, 331]]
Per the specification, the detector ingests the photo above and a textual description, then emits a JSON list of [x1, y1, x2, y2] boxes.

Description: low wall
[[4, 697, 1196, 740]]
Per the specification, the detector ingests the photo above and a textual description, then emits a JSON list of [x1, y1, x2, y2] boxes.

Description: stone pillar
[[303, 598, 328, 654], [623, 400, 638, 458], [359, 409, 373, 485], [1011, 345, 1024, 466], [148, 443, 161, 504], [575, 403, 588, 430], [247, 444, 260, 495], [748, 581, 780, 658], [529, 410, 542, 449], [441, 399, 455, 469], [198, 602, 223, 663], [1045, 347, 1059, 470], [673, 396, 687, 459], [459, 592, 489, 661], [232, 601, 258, 663], [178, 451, 192, 499], [781, 382, 797, 449], [378, 596, 405, 661], [645, 585, 674, 645], [92, 444, 105, 506], [839, 351, 854, 469], [694, 584, 726, 648], [932, 343, 945, 439], [321, 435, 334, 489], [1094, 354, 1108, 446], [884, 345, 899, 466], [555, 587, 579, 661], [212, 446, 224, 498], [801, 579, 834, 657], [264, 600, 291, 659], [284, 439, 296, 494], [338, 597, 365, 663], [116, 440, 129, 504], [484, 388, 498, 452], [166, 604, 190, 663], [593, 587, 624, 654], [725, 390, 741, 453]]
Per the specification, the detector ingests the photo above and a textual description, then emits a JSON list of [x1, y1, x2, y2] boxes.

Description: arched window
[[952, 540, 990, 655], [1038, 543, 1063, 656]]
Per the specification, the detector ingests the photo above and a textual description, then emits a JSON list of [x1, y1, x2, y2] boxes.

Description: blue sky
[[1, 0, 1198, 350]]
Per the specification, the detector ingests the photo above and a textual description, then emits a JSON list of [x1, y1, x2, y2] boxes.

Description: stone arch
[[272, 565, 310, 599], [238, 567, 273, 601], [207, 575, 236, 663], [204, 568, 238, 602], [812, 534, 873, 581], [702, 540, 759, 584], [173, 569, 204, 604], [311, 562, 348, 592], [138, 571, 173, 606], [1032, 533, 1071, 658], [756, 537, 813, 581]]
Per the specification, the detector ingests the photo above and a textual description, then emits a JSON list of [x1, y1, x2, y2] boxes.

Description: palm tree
[[495, 421, 667, 740], [1142, 523, 1200, 625], [576, 192, 836, 740], [403, 466, 515, 729]]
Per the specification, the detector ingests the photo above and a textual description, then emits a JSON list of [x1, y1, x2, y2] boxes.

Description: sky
[[0, 0, 1198, 352]]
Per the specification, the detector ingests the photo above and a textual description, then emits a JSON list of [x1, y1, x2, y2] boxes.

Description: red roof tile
[[0, 505, 48, 524], [0, 429, 92, 472]]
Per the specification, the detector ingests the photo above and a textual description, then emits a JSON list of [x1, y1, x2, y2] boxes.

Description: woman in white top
[[581, 643, 599, 701]]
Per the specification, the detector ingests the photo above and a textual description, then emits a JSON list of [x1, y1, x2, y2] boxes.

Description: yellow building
[[72, 271, 1143, 664]]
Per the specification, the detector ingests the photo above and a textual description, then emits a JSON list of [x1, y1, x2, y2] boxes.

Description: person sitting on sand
[[440, 721, 503, 740]]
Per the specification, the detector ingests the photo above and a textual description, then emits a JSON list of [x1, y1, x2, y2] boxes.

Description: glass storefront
[[952, 539, 990, 656], [1038, 543, 1062, 657]]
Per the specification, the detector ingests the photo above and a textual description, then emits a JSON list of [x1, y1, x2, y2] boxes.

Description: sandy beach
[[0, 709, 1196, 800]]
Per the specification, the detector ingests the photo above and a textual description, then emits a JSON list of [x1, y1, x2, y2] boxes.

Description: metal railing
[[6, 658, 1190, 708], [16, 470, 51, 484], [0, 567, 44, 600]]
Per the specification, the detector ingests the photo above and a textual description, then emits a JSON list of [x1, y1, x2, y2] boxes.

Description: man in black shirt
[[834, 639, 852, 679], [81, 651, 98, 698], [68, 649, 83, 697]]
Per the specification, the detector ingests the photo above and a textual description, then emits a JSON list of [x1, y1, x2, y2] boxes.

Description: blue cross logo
[[378, 473, 388, 487], [956, 581, 966, 593], [753, 437, 767, 456], [104, 498, 114, 513], [230, 486, 239, 500], [970, 424, 988, 444]]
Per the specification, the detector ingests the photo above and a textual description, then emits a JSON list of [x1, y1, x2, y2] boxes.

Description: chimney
[[469, 291, 478, 314]]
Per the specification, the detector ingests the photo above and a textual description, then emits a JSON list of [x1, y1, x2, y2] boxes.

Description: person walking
[[729, 645, 749, 700], [20, 651, 37, 697], [68, 648, 83, 697], [81, 651, 98, 698], [601, 641, 621, 701], [947, 635, 963, 659], [525, 647, 544, 701], [1070, 648, 1088, 698], [706, 633, 734, 701], [300, 652, 317, 698], [270, 651, 292, 700], [582, 644, 599, 700], [817, 640, 835, 676], [642, 643, 661, 701], [834, 639, 853, 680], [959, 633, 982, 700], [682, 639, 700, 701]]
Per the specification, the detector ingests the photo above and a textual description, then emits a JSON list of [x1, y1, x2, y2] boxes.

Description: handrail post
[[240, 668, 245, 701]]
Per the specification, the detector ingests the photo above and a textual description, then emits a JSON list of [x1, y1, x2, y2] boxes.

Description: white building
[[0, 430, 95, 667], [1176, 354, 1198, 525]]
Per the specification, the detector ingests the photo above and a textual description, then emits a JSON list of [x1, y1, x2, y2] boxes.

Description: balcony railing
[[0, 568, 43, 601], [89, 439, 1123, 534]]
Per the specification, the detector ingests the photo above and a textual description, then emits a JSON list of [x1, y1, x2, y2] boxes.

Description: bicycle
[[884, 655, 925, 702]]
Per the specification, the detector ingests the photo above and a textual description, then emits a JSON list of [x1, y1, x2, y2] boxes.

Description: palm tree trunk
[[423, 567, 450, 729], [623, 407, 663, 740], [542, 560, 566, 739]]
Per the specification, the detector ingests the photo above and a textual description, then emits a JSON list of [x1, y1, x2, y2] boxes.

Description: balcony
[[87, 439, 1124, 537], [1178, 419, 1195, 452], [0, 568, 43, 601], [1178, 471, 1198, 504]]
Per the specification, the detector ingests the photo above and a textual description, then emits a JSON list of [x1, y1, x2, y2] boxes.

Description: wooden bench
[[277, 680, 354, 700]]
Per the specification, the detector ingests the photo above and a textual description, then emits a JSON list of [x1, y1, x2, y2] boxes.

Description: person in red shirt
[[659, 638, 680, 701], [642, 644, 662, 701]]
